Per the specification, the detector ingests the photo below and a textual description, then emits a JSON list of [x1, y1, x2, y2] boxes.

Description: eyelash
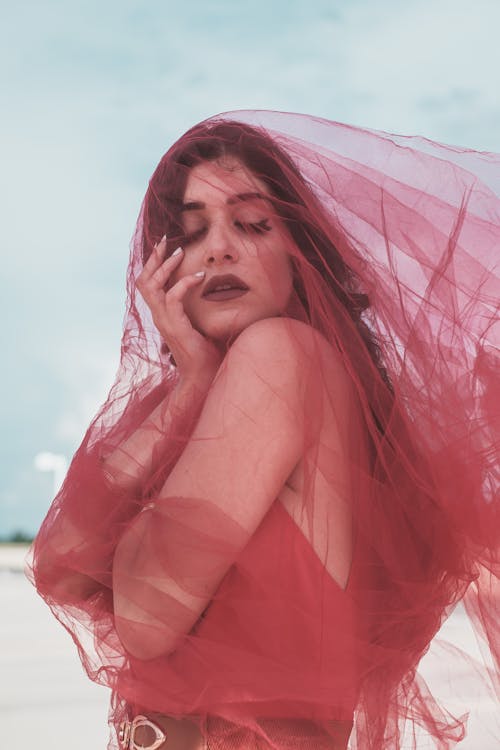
[[183, 219, 271, 245], [235, 219, 271, 234]]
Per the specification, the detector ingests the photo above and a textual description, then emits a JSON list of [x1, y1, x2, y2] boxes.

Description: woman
[[28, 112, 499, 750]]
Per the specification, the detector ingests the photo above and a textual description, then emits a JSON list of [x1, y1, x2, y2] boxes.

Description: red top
[[122, 500, 358, 722]]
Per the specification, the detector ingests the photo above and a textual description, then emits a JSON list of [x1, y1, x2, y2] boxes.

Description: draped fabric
[[27, 111, 499, 749]]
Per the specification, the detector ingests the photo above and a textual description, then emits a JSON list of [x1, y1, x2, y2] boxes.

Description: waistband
[[118, 712, 353, 750], [118, 714, 205, 750]]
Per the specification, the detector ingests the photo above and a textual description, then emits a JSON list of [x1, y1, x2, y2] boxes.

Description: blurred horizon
[[2, 0, 500, 537]]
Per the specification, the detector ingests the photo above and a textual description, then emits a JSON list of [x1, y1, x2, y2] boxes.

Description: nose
[[203, 221, 239, 265]]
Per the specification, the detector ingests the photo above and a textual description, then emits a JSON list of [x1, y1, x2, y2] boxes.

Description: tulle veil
[[27, 110, 499, 749]]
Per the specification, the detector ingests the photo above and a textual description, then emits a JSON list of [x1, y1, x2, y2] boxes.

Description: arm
[[32, 241, 224, 606], [113, 317, 313, 659], [33, 373, 216, 602], [101, 238, 225, 493], [100, 371, 216, 492]]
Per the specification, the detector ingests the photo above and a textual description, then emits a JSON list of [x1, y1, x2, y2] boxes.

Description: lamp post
[[34, 452, 68, 495]]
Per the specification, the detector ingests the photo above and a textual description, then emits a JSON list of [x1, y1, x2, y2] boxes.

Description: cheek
[[277, 263, 294, 303], [260, 244, 293, 296]]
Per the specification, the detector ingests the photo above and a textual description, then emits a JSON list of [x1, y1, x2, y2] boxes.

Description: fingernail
[[172, 246, 183, 256], [161, 234, 167, 242], [194, 271, 205, 278]]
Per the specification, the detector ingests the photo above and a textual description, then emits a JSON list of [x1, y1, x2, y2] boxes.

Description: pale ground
[[1, 546, 110, 749], [1, 546, 498, 750]]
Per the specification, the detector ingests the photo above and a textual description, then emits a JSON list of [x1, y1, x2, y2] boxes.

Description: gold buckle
[[118, 715, 167, 750]]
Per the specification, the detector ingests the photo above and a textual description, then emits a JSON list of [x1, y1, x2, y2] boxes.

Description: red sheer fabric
[[27, 111, 499, 749]]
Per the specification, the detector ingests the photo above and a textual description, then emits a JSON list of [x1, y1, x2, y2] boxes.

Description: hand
[[136, 237, 224, 382]]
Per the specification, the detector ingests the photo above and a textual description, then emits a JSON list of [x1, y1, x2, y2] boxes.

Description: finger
[[163, 271, 205, 318], [165, 270, 206, 305], [149, 271, 207, 349], [138, 235, 170, 285], [155, 272, 205, 330], [149, 246, 185, 287], [144, 267, 203, 329], [156, 274, 206, 343], [138, 245, 183, 300]]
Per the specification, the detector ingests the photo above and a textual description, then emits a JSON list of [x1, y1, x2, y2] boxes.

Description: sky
[[2, 0, 500, 536]]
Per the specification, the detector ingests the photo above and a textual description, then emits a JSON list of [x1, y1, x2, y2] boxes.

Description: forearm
[[100, 373, 215, 493]]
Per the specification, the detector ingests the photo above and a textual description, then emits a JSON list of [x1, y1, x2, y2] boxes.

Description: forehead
[[183, 157, 270, 204]]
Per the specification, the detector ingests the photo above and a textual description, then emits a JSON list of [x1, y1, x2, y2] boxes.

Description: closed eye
[[234, 219, 271, 235], [182, 227, 207, 245]]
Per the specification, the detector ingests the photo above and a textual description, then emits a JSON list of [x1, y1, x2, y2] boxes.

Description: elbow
[[32, 551, 99, 604], [52, 571, 100, 603], [114, 611, 179, 660], [112, 524, 195, 660], [113, 582, 182, 660]]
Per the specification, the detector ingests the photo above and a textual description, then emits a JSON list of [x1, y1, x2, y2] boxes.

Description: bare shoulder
[[230, 317, 346, 377], [223, 317, 347, 404], [229, 316, 339, 368]]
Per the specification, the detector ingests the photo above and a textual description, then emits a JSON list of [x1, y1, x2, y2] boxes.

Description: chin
[[198, 308, 278, 347]]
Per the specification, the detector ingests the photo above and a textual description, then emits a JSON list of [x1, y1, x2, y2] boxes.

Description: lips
[[202, 273, 249, 298]]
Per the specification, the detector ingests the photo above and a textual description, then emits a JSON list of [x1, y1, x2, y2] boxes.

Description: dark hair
[[143, 119, 393, 399]]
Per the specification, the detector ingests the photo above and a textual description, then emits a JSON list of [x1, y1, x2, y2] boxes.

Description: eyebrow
[[180, 192, 270, 211]]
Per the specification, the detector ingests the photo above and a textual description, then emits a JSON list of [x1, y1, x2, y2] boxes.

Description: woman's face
[[169, 156, 295, 345]]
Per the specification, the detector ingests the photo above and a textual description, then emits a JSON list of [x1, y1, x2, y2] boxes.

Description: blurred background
[[1, 0, 499, 747]]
